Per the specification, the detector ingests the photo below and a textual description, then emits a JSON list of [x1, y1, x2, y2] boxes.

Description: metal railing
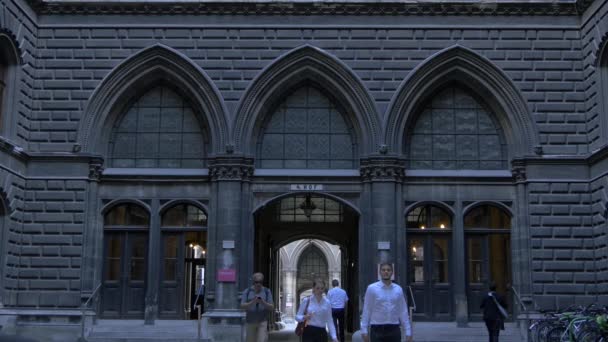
[[194, 284, 204, 341], [78, 283, 102, 342]]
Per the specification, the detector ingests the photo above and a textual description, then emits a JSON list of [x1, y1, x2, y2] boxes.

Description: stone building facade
[[0, 0, 606, 340]]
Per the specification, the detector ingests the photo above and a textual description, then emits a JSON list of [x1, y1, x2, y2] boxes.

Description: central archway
[[253, 193, 360, 334]]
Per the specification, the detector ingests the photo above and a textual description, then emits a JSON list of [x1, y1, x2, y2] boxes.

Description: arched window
[[108, 85, 207, 168], [257, 85, 356, 169], [161, 204, 208, 228], [407, 85, 507, 170], [464, 205, 511, 230], [406, 204, 452, 230], [274, 194, 344, 223], [101, 203, 149, 318], [297, 245, 328, 297]]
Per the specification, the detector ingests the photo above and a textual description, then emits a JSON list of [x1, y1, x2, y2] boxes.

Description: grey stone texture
[[0, 0, 606, 327]]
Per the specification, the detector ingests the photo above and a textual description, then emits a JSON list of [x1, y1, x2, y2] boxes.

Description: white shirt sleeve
[[360, 285, 373, 335], [295, 297, 308, 322]]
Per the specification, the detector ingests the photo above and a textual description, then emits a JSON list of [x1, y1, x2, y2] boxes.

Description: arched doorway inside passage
[[252, 192, 359, 334]]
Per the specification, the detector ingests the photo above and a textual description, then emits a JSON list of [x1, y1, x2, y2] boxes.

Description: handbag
[[295, 296, 311, 336], [490, 293, 508, 319]]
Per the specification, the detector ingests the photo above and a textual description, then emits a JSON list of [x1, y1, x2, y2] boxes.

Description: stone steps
[[270, 322, 526, 342], [86, 320, 203, 342], [85, 320, 527, 342]]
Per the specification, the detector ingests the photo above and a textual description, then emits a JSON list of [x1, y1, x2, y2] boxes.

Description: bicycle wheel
[[546, 326, 566, 342], [577, 330, 600, 342], [536, 321, 554, 342], [575, 322, 600, 342]]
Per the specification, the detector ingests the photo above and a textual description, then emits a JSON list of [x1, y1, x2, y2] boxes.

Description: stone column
[[207, 156, 254, 310], [282, 269, 296, 319], [360, 157, 405, 279], [512, 161, 533, 311], [453, 198, 468, 327], [81, 157, 104, 330], [145, 199, 160, 324], [201, 156, 253, 342]]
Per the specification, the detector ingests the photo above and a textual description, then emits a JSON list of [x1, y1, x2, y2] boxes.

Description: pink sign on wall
[[217, 269, 236, 282]]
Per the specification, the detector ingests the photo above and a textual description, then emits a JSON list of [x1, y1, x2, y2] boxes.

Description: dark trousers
[[331, 308, 346, 342], [302, 325, 328, 342], [484, 319, 501, 342], [370, 324, 401, 342]]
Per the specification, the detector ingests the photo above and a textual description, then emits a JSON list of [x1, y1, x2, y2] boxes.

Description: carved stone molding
[[27, 1, 580, 16], [89, 157, 105, 181], [360, 156, 406, 182], [208, 156, 255, 181], [510, 159, 526, 183]]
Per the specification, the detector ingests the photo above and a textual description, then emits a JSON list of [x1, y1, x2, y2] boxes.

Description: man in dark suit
[[480, 281, 508, 342]]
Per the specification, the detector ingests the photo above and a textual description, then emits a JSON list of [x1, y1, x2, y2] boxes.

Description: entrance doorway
[[100, 202, 208, 319], [406, 204, 453, 320], [254, 193, 359, 332], [101, 203, 149, 318], [159, 204, 208, 319], [464, 205, 512, 320]]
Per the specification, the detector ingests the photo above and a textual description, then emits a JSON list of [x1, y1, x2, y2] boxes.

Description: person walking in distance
[[240, 272, 274, 342], [327, 279, 348, 342], [480, 281, 507, 342], [296, 278, 338, 342], [361, 263, 413, 342]]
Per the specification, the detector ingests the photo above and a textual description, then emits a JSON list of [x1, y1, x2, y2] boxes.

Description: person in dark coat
[[480, 281, 507, 342]]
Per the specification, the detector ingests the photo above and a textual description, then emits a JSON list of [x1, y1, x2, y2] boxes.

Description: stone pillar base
[[201, 309, 246, 341]]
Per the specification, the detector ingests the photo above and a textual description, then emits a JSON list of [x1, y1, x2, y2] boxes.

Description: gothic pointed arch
[[384, 45, 538, 158], [78, 44, 228, 155], [233, 45, 380, 156]]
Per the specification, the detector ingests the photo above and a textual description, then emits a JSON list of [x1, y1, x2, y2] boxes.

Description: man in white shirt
[[327, 279, 349, 342], [361, 263, 413, 342]]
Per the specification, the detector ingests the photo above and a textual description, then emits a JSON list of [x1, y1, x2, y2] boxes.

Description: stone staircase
[[85, 320, 527, 342], [270, 321, 526, 342], [86, 320, 202, 342]]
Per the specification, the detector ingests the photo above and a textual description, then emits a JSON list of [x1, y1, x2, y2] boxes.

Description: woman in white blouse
[[296, 278, 338, 342]]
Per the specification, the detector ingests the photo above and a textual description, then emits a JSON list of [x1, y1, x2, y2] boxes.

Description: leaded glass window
[[257, 86, 356, 169], [464, 205, 510, 230], [274, 195, 343, 223], [407, 86, 507, 170], [406, 205, 451, 230], [297, 246, 328, 285], [104, 203, 149, 227], [161, 204, 208, 228], [108, 86, 207, 168]]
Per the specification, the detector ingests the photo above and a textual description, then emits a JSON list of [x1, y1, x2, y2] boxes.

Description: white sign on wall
[[290, 184, 324, 191]]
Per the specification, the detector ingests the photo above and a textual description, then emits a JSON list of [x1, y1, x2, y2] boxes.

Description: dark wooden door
[[160, 233, 184, 318], [466, 234, 511, 320], [408, 234, 452, 320], [101, 232, 147, 318]]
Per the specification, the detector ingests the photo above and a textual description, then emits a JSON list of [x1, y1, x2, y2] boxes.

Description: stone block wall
[[0, 0, 606, 311], [528, 181, 599, 308], [590, 176, 608, 301], [31, 22, 586, 154]]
